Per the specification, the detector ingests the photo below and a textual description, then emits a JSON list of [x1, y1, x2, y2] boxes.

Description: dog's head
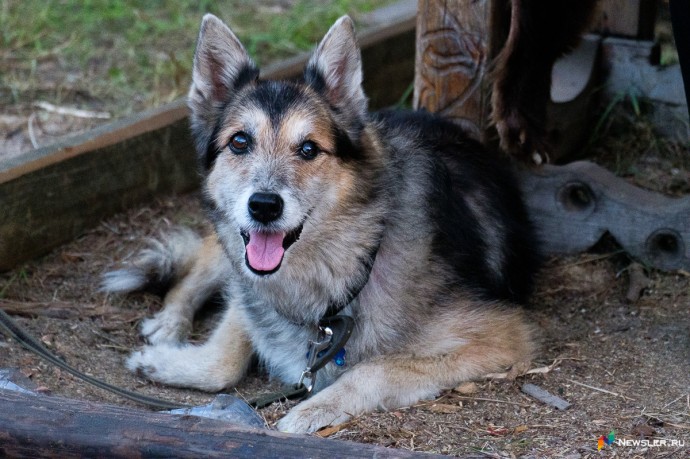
[[188, 14, 381, 280]]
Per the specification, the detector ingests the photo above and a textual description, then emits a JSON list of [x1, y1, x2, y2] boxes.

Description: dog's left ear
[[305, 16, 367, 119]]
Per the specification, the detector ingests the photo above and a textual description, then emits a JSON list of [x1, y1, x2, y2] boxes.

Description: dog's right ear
[[188, 14, 258, 168], [189, 14, 257, 109]]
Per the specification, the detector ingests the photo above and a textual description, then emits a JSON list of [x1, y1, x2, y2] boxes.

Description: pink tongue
[[246, 231, 286, 272]]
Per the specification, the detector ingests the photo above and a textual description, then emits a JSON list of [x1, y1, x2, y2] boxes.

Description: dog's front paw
[[126, 345, 171, 381], [140, 309, 192, 344], [276, 399, 351, 434], [126, 343, 238, 391]]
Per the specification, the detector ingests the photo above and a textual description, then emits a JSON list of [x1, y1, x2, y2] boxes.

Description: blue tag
[[306, 348, 347, 366], [333, 348, 346, 366]]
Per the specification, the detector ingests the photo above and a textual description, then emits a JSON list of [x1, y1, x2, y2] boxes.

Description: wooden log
[[0, 389, 433, 458], [0, 10, 415, 273], [519, 161, 690, 271]]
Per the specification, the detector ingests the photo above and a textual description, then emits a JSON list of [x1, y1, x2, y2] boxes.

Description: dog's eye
[[298, 140, 319, 160], [229, 132, 250, 154]]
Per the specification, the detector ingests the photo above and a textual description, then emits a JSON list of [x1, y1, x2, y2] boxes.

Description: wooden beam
[[0, 103, 198, 272], [0, 389, 433, 458], [519, 161, 690, 272]]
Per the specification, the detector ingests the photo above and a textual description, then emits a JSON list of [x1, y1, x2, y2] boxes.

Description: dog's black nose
[[248, 192, 284, 224]]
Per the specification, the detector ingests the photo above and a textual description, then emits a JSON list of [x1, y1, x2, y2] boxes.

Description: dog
[[103, 14, 541, 434]]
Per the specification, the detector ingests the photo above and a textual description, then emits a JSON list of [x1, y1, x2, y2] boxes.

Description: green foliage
[[0, 0, 391, 116]]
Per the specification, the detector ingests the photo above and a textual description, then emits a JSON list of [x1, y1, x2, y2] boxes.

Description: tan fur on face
[[212, 92, 362, 224]]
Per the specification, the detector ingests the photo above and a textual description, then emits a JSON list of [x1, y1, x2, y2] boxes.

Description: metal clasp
[[297, 326, 333, 393]]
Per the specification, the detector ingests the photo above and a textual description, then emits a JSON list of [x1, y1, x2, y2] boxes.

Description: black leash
[[0, 307, 189, 410], [0, 306, 354, 411]]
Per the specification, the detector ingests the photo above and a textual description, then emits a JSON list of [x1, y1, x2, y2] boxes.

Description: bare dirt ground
[[1, 136, 689, 458]]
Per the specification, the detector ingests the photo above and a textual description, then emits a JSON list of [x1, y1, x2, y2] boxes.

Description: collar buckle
[[298, 326, 334, 393], [296, 315, 355, 393]]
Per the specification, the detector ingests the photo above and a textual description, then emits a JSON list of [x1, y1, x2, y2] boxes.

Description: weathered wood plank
[[519, 161, 690, 271], [0, 389, 434, 458], [0, 108, 198, 272]]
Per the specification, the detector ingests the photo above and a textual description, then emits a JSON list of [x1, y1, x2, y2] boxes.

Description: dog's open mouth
[[240, 225, 303, 275]]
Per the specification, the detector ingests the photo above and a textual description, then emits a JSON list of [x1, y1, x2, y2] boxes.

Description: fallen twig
[[661, 393, 688, 410], [453, 395, 529, 408], [567, 379, 635, 401], [483, 357, 583, 380], [315, 420, 353, 438], [0, 300, 119, 320], [34, 101, 111, 120], [27, 113, 39, 148], [521, 383, 571, 410]]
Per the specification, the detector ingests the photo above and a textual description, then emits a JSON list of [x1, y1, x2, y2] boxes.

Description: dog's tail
[[101, 227, 202, 296]]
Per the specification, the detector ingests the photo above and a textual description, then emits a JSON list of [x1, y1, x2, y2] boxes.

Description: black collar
[[322, 240, 381, 319]]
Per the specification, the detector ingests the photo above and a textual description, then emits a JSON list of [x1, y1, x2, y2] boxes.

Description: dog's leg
[[127, 302, 253, 391], [492, 0, 598, 162], [277, 308, 534, 433], [140, 234, 229, 344]]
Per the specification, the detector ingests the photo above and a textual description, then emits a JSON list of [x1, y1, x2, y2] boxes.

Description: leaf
[[315, 422, 350, 438]]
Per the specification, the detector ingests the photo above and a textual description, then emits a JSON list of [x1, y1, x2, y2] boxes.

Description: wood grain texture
[[0, 389, 432, 458], [414, 0, 497, 139], [0, 115, 198, 271], [519, 161, 690, 271]]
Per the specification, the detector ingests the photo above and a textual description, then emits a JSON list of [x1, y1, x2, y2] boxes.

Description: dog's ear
[[189, 14, 257, 108], [305, 16, 367, 119], [188, 14, 258, 167]]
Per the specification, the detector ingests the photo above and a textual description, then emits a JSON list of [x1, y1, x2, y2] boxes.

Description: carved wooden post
[[414, 0, 507, 140]]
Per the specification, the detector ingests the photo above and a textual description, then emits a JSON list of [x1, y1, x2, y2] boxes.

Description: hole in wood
[[558, 181, 595, 214], [646, 229, 684, 266]]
